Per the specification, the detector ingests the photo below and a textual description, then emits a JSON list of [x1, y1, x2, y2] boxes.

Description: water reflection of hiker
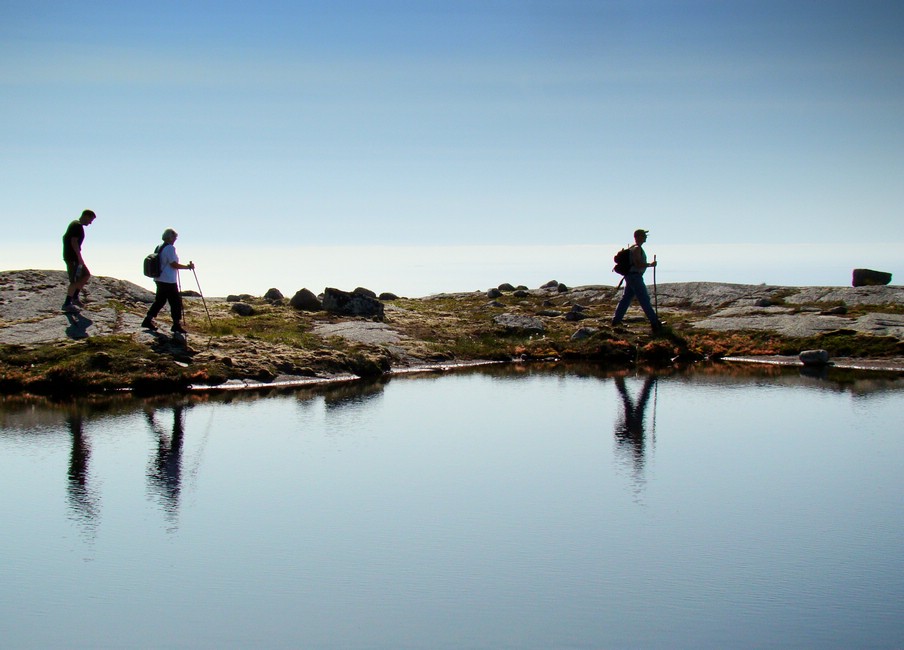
[[66, 411, 100, 528], [146, 405, 185, 519], [614, 375, 656, 478], [611, 229, 662, 333], [141, 228, 194, 334], [62, 209, 97, 313]]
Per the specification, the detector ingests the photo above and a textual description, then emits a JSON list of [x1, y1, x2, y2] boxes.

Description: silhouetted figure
[[611, 228, 661, 333], [613, 375, 657, 484], [66, 411, 100, 531], [142, 228, 195, 334], [146, 405, 185, 523], [62, 209, 97, 313]]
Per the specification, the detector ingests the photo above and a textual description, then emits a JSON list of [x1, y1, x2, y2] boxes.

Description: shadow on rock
[[65, 313, 93, 340]]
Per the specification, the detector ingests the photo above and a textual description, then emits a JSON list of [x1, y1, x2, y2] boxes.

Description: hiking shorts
[[66, 261, 87, 283]]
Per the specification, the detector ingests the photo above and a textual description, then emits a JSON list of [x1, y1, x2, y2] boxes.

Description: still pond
[[1, 363, 903, 649]]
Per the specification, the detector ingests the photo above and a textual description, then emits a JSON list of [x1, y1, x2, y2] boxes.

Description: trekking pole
[[653, 254, 659, 317], [191, 265, 213, 329], [176, 273, 187, 331]]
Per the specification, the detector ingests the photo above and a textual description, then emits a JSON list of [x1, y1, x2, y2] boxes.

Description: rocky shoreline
[[1, 269, 903, 396]]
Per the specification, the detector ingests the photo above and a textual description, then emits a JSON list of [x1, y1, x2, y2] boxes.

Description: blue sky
[[2, 1, 902, 293]]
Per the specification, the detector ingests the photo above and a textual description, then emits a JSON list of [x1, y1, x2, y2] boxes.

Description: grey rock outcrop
[[322, 287, 384, 320], [493, 314, 546, 334]]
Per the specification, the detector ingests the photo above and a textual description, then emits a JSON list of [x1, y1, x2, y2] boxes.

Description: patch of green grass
[[203, 311, 322, 349], [441, 332, 525, 360]]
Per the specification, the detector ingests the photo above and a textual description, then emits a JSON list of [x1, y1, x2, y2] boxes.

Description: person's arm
[[168, 259, 195, 270], [631, 246, 656, 269]]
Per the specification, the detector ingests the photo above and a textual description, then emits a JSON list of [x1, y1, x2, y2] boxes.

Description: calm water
[[1, 364, 903, 649]]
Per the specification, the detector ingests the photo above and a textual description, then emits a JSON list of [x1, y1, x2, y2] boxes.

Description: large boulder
[[852, 269, 892, 287], [290, 288, 322, 312], [322, 287, 384, 320], [263, 288, 284, 302], [231, 302, 255, 316]]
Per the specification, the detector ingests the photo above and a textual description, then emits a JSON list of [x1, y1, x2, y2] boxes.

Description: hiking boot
[[171, 325, 188, 334], [141, 319, 158, 331], [62, 303, 80, 314]]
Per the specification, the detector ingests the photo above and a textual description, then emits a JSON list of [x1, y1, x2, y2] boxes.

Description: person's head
[[162, 228, 178, 243], [633, 229, 649, 244], [79, 209, 96, 226]]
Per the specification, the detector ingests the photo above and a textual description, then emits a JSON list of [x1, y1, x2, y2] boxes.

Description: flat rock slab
[[657, 282, 904, 309], [0, 270, 154, 345], [692, 311, 904, 338], [312, 321, 405, 346]]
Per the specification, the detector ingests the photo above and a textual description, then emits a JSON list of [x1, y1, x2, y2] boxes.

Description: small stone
[[799, 349, 830, 366], [571, 327, 598, 341]]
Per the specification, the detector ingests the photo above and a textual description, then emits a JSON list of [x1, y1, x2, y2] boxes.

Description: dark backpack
[[142, 243, 170, 278], [613, 247, 632, 276]]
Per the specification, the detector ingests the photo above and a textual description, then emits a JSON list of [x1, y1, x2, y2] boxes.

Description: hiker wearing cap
[[612, 229, 662, 333], [141, 228, 194, 334], [62, 209, 97, 313]]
